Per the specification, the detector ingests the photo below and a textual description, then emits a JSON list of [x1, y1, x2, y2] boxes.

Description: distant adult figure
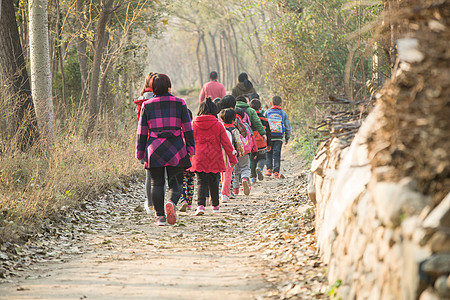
[[199, 71, 226, 103], [232, 72, 256, 98]]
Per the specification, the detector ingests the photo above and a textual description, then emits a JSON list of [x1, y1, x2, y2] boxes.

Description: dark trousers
[[145, 170, 152, 206], [266, 140, 283, 173], [196, 172, 219, 207], [149, 166, 184, 217], [250, 152, 266, 178]]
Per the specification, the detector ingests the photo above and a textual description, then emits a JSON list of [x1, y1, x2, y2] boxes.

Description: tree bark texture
[[0, 0, 37, 150], [196, 31, 204, 87], [85, 0, 114, 138], [209, 31, 220, 77], [76, 0, 89, 104], [200, 32, 210, 78], [29, 0, 55, 144]]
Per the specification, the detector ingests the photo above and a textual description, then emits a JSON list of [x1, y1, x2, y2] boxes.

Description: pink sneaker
[[212, 205, 220, 213], [195, 205, 205, 216], [165, 202, 176, 225], [232, 188, 239, 195]]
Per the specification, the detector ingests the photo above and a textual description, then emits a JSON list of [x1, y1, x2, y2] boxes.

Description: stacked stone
[[310, 104, 450, 299]]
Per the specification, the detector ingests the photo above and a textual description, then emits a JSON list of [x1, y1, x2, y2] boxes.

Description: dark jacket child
[[136, 74, 195, 226], [189, 97, 238, 215], [249, 98, 272, 182], [264, 95, 291, 179]]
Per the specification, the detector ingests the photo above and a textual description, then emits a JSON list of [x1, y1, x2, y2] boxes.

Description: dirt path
[[0, 149, 328, 299]]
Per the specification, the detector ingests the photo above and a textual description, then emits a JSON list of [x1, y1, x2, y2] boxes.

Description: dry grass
[[0, 103, 141, 243]]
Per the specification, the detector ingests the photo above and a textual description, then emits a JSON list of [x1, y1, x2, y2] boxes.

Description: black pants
[[250, 152, 266, 178], [196, 172, 219, 207], [149, 166, 184, 217]]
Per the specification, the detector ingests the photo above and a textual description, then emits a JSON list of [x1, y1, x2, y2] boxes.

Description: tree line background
[[0, 0, 397, 241]]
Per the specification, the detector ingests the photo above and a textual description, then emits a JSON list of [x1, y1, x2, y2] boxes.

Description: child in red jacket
[[133, 72, 157, 120], [190, 97, 238, 215]]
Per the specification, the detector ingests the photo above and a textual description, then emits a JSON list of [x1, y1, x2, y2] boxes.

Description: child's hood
[[194, 115, 219, 130]]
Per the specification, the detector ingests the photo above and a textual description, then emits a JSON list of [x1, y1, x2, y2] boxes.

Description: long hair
[[197, 97, 218, 116], [141, 72, 157, 96], [238, 72, 253, 89]]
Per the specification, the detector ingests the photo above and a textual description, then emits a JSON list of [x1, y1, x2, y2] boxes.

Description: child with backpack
[[190, 97, 238, 215], [219, 108, 245, 203], [249, 98, 272, 183], [265, 96, 291, 179], [233, 107, 256, 196]]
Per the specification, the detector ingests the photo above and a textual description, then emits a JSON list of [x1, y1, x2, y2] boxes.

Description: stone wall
[[309, 104, 450, 299]]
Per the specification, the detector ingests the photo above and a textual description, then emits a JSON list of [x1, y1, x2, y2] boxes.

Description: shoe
[[242, 178, 250, 196], [229, 192, 236, 199], [187, 205, 191, 211], [195, 205, 205, 216], [144, 200, 154, 214], [250, 178, 256, 184], [165, 202, 177, 225], [256, 167, 264, 181], [155, 216, 166, 226], [232, 188, 239, 196], [222, 194, 230, 203], [265, 169, 273, 176], [212, 205, 220, 213], [273, 172, 280, 179], [179, 200, 188, 212]]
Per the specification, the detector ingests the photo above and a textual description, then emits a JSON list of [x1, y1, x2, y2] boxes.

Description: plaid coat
[[136, 93, 195, 169]]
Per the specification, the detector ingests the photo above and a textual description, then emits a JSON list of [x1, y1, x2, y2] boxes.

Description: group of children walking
[[135, 72, 291, 226]]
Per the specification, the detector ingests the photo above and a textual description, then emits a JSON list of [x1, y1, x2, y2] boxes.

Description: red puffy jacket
[[190, 115, 238, 173]]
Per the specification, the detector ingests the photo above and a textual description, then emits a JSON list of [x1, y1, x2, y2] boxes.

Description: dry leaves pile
[[367, 0, 450, 206], [251, 175, 328, 299]]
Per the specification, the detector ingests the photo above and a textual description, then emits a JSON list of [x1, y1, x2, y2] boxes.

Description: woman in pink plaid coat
[[136, 74, 195, 226]]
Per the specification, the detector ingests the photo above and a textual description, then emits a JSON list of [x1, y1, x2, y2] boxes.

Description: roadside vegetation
[[1, 0, 389, 242]]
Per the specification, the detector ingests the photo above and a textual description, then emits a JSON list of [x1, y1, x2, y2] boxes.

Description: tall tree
[[76, 0, 89, 104], [85, 0, 114, 137], [0, 0, 37, 150], [29, 0, 55, 143]]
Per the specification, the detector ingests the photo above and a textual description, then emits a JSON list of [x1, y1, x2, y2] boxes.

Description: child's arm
[[283, 111, 291, 143]]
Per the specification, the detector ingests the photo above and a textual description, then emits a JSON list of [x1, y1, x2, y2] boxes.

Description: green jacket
[[236, 101, 266, 136]]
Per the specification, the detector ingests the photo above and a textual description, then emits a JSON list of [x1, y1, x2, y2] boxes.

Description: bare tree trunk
[[229, 23, 239, 84], [222, 31, 234, 89], [196, 30, 204, 87], [29, 0, 54, 144], [209, 31, 220, 76], [0, 0, 37, 150], [85, 0, 114, 138], [76, 0, 89, 104], [219, 32, 226, 89], [56, 0, 66, 104], [250, 15, 264, 83], [200, 31, 210, 77]]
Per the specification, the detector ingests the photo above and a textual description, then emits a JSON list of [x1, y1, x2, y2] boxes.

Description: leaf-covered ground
[[0, 149, 328, 299]]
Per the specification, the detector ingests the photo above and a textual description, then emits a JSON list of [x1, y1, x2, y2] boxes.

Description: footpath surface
[[0, 149, 328, 299]]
